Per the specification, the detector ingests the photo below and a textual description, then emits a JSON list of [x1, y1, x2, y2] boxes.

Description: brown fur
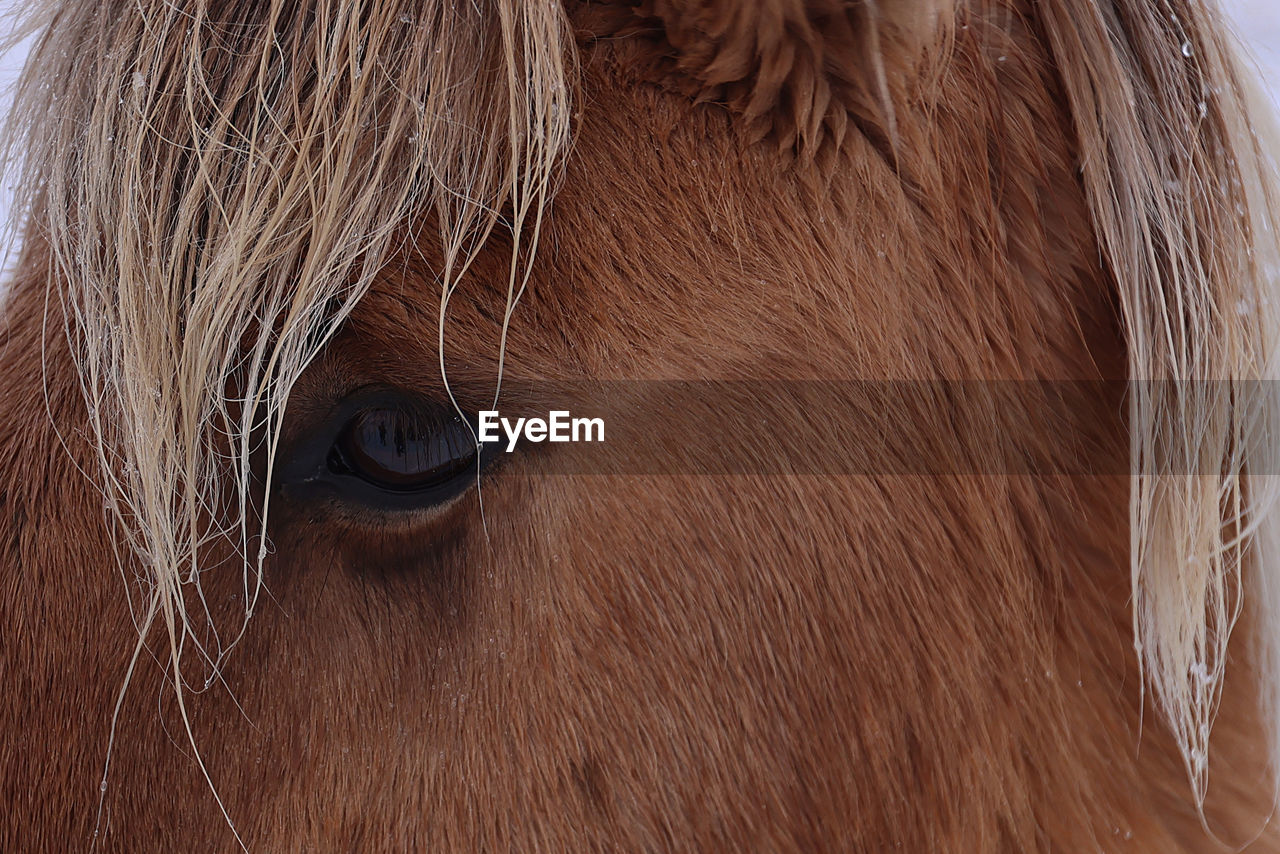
[[2, 0, 1280, 849]]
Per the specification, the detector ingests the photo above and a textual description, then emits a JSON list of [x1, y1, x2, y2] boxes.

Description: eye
[[327, 406, 478, 493], [277, 391, 490, 513]]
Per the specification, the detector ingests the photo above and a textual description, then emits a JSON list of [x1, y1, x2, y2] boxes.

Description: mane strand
[[0, 0, 573, 820]]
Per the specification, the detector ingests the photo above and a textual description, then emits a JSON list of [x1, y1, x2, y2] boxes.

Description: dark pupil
[[330, 407, 476, 491]]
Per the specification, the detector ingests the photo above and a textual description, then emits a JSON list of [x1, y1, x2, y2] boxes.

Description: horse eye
[[327, 407, 478, 494]]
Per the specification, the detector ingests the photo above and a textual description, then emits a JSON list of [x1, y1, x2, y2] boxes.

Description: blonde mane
[[1, 0, 571, 835], [1039, 0, 1280, 801], [4, 0, 1280, 825]]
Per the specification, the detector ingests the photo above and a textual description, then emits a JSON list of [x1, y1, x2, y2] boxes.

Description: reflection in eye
[[327, 406, 478, 493]]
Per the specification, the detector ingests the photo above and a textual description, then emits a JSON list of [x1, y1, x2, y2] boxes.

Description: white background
[[1230, 0, 1280, 82]]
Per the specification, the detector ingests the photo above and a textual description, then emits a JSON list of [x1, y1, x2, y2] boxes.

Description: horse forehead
[[395, 121, 944, 374]]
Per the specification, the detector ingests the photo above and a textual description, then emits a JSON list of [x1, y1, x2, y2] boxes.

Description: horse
[[2, 0, 1280, 848]]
